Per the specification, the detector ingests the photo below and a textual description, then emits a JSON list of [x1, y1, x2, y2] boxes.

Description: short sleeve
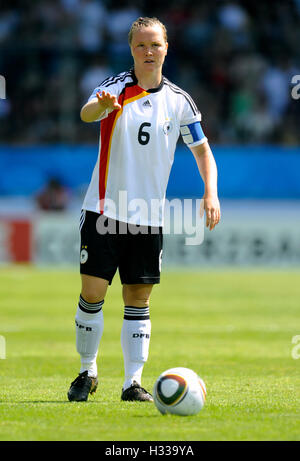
[[179, 93, 207, 147], [86, 79, 122, 122]]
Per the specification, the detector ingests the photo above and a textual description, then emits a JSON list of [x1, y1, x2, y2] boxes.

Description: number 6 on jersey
[[138, 122, 151, 145]]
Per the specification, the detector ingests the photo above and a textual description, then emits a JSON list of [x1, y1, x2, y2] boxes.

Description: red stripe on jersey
[[98, 110, 118, 214], [98, 85, 149, 213]]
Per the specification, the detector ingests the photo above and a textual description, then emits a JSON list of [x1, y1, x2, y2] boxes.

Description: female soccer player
[[67, 17, 220, 402]]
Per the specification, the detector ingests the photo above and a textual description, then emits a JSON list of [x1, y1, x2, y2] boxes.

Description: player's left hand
[[200, 195, 221, 231]]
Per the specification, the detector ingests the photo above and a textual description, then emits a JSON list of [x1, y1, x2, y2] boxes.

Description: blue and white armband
[[180, 121, 207, 146]]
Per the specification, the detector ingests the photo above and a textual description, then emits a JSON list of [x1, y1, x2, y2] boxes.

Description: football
[[153, 367, 206, 416]]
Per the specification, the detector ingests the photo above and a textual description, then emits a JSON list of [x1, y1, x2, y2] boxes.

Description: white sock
[[121, 306, 151, 390], [75, 295, 104, 378]]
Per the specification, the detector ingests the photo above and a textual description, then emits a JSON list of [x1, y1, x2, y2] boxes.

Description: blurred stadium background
[[0, 0, 300, 268]]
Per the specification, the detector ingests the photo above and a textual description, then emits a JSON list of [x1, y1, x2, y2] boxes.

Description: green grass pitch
[[0, 266, 299, 441]]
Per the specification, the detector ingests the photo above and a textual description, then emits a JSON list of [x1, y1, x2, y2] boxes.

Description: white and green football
[[153, 367, 206, 416]]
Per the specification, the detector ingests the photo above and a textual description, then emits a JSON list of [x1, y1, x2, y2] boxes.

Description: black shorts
[[79, 210, 163, 285]]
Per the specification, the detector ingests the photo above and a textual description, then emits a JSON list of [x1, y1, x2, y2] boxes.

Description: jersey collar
[[130, 68, 164, 93]]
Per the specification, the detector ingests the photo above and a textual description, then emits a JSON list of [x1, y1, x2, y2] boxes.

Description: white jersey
[[82, 69, 207, 226]]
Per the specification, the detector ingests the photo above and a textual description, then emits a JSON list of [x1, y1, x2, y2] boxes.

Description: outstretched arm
[[189, 141, 221, 230], [80, 90, 122, 123]]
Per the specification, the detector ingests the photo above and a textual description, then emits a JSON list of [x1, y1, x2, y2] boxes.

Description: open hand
[[96, 90, 121, 111]]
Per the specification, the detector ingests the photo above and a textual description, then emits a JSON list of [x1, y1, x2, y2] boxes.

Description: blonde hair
[[128, 17, 168, 45]]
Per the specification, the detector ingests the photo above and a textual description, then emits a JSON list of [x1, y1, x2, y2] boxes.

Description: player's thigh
[[81, 274, 109, 303], [122, 283, 154, 307]]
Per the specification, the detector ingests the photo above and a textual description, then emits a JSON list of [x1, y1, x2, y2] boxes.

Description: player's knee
[[124, 293, 150, 307], [81, 275, 108, 303], [80, 289, 105, 304], [128, 297, 150, 308], [123, 284, 152, 307]]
